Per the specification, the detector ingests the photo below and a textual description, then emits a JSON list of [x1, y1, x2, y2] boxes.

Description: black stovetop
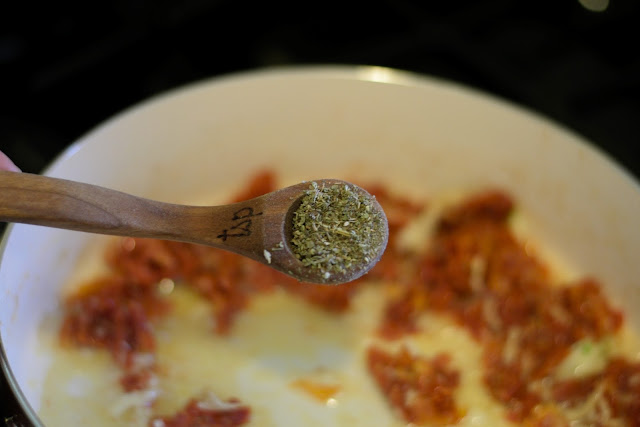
[[1, 0, 639, 422]]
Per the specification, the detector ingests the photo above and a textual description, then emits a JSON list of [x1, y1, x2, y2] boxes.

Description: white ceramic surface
[[1, 65, 639, 425]]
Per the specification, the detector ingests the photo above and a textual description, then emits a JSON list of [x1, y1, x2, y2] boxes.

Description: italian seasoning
[[290, 181, 386, 282]]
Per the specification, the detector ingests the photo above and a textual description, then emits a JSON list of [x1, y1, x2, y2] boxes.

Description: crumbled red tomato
[[375, 189, 627, 423], [120, 368, 155, 392], [438, 190, 513, 232], [367, 345, 463, 425], [551, 357, 640, 425], [230, 169, 277, 203], [522, 405, 570, 427], [150, 398, 250, 427], [60, 275, 168, 369]]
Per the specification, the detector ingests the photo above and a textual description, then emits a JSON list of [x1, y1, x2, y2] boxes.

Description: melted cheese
[[36, 193, 640, 427]]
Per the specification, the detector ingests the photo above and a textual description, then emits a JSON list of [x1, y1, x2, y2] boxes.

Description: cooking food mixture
[[40, 170, 640, 426]]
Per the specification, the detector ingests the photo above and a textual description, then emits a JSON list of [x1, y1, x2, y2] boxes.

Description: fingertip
[[0, 151, 21, 172]]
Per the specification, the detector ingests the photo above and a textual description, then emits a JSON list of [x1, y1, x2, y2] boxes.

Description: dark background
[[1, 0, 639, 422]]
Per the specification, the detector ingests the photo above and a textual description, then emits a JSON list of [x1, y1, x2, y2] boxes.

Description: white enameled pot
[[1, 66, 639, 426]]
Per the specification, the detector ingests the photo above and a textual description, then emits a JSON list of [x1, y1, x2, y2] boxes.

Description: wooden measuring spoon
[[0, 171, 388, 284]]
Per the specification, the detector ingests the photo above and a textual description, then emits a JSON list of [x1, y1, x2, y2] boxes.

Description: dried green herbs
[[290, 181, 387, 282]]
